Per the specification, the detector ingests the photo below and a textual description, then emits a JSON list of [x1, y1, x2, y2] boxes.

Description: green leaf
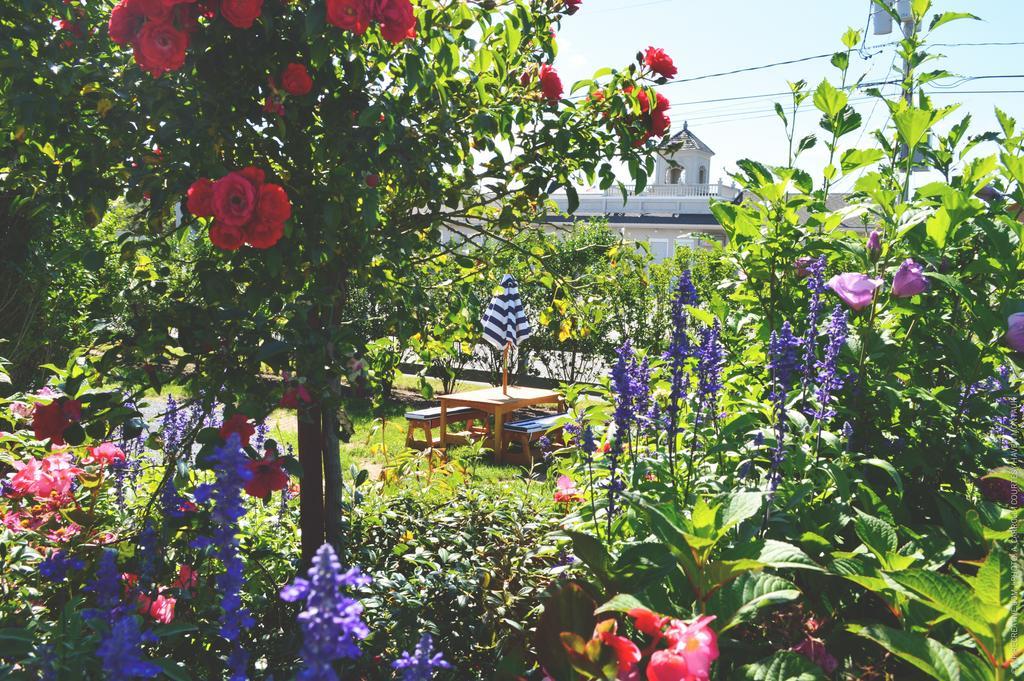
[[566, 531, 612, 586], [887, 570, 996, 635], [812, 80, 847, 118], [594, 593, 646, 615], [926, 206, 952, 249], [848, 624, 961, 681], [755, 540, 825, 572], [971, 548, 1013, 609], [720, 492, 763, 533], [854, 510, 899, 565], [894, 107, 936, 149], [929, 11, 979, 31], [861, 458, 904, 495], [739, 651, 827, 680], [705, 572, 800, 632], [956, 651, 995, 681], [841, 148, 885, 174], [982, 466, 1024, 489]]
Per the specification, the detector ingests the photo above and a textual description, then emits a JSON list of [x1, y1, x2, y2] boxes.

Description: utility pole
[[872, 0, 916, 199]]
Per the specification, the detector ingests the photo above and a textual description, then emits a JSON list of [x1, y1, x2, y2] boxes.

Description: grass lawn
[[150, 373, 547, 501]]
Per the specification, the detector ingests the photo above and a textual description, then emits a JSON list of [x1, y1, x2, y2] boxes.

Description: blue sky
[[554, 0, 1024, 189]]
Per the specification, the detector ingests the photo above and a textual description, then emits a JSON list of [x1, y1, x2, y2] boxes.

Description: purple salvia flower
[[695, 320, 725, 425], [206, 433, 254, 680], [801, 256, 826, 392], [393, 633, 452, 680], [280, 543, 370, 680], [96, 616, 161, 680], [664, 271, 698, 451], [812, 305, 849, 422], [768, 323, 802, 489], [39, 550, 84, 582]]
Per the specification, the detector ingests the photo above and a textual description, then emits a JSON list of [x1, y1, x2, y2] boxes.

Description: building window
[[648, 239, 670, 264], [698, 165, 707, 184], [667, 167, 683, 184]]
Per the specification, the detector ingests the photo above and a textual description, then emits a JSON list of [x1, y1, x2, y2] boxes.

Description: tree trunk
[[297, 408, 325, 563], [322, 397, 343, 548]]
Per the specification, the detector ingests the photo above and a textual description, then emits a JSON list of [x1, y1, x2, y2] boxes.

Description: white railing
[[603, 183, 739, 200]]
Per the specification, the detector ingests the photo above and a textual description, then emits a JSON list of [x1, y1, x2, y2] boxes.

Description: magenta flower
[[827, 273, 882, 311], [891, 259, 928, 298], [1007, 313, 1024, 352], [867, 230, 881, 260]]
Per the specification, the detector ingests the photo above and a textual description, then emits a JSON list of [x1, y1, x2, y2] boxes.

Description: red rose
[[238, 166, 266, 186], [280, 62, 311, 94], [245, 219, 284, 249], [650, 92, 671, 137], [373, 0, 416, 43], [519, 70, 532, 87], [220, 413, 256, 447], [253, 183, 291, 226], [326, 0, 370, 34], [365, 173, 380, 188], [109, 0, 146, 45], [644, 46, 677, 79], [564, 0, 582, 15], [209, 221, 246, 251], [186, 177, 215, 217], [32, 399, 82, 445], [538, 64, 562, 102], [211, 171, 259, 226], [244, 458, 289, 498], [279, 385, 312, 408], [132, 19, 188, 77], [280, 63, 313, 96], [220, 0, 263, 29], [138, 0, 172, 20]]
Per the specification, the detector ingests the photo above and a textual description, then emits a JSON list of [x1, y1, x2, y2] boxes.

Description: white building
[[547, 122, 741, 262]]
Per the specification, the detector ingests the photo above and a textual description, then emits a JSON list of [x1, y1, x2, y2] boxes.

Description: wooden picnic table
[[438, 386, 564, 463]]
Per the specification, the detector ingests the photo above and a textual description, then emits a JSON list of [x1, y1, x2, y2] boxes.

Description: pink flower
[[1006, 313, 1024, 353], [891, 258, 928, 298], [647, 649, 692, 681], [138, 592, 176, 623], [628, 607, 668, 640], [553, 475, 582, 503], [7, 453, 82, 501], [10, 401, 34, 420], [790, 637, 838, 674], [83, 442, 126, 467], [663, 615, 718, 680], [173, 564, 198, 590], [827, 273, 882, 312], [597, 630, 641, 676], [46, 523, 82, 543]]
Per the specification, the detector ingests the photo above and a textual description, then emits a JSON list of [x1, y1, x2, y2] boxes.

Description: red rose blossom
[[220, 413, 256, 447], [245, 220, 284, 249], [132, 19, 188, 77], [538, 64, 562, 102], [109, 0, 146, 45], [211, 171, 259, 227], [238, 165, 266, 186], [220, 0, 263, 29], [373, 0, 416, 43], [643, 46, 677, 79], [253, 183, 292, 227], [209, 222, 246, 251], [280, 63, 313, 96], [564, 0, 582, 15], [365, 173, 380, 188], [186, 177, 215, 217], [32, 399, 83, 445], [326, 0, 370, 34], [244, 457, 289, 498]]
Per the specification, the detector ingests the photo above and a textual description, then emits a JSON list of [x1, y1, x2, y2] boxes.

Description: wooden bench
[[501, 413, 569, 466], [405, 406, 488, 450]]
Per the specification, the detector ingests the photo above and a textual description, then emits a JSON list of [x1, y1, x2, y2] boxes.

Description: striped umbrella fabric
[[481, 274, 532, 349]]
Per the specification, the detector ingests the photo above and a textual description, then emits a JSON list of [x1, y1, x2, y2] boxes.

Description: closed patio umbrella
[[481, 274, 532, 394]]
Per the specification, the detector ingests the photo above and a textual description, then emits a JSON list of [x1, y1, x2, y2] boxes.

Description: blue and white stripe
[[481, 274, 532, 349]]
